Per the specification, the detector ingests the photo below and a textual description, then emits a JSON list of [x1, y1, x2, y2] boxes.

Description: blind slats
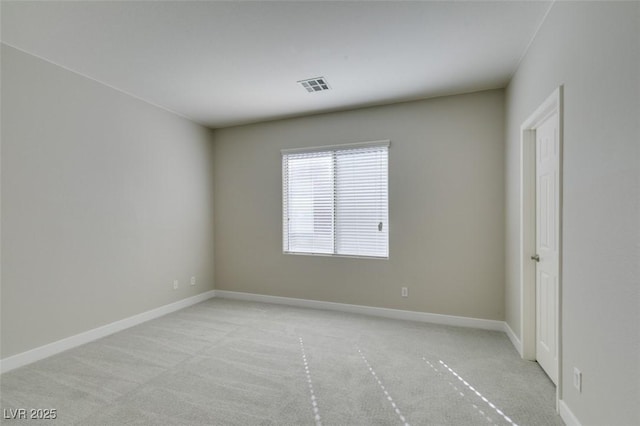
[[283, 144, 388, 258]]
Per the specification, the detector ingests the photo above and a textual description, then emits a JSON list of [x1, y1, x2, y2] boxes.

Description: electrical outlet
[[173, 280, 179, 290], [190, 276, 196, 286], [573, 367, 582, 392], [401, 287, 408, 297]]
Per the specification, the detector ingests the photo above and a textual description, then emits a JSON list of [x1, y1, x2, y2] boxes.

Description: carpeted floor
[[0, 298, 564, 425]]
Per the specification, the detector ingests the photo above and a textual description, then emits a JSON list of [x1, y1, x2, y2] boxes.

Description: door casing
[[519, 86, 563, 408]]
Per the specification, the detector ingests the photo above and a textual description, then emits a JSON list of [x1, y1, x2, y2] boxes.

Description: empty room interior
[[1, 1, 638, 425]]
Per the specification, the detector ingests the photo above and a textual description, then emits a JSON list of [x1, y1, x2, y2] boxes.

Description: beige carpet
[[0, 298, 563, 425]]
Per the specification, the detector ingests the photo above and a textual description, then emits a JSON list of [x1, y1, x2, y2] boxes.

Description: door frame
[[519, 86, 563, 406]]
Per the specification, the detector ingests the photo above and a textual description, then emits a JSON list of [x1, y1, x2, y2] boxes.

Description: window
[[282, 140, 389, 258]]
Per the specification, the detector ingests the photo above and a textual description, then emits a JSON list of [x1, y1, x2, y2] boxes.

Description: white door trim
[[519, 86, 563, 406]]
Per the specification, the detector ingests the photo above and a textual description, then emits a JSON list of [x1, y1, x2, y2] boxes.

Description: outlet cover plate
[[573, 367, 582, 392]]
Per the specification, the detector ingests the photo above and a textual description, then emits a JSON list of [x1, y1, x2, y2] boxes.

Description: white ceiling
[[1, 1, 552, 128]]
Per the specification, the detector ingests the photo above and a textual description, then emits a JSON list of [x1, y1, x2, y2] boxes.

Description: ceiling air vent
[[298, 77, 330, 93]]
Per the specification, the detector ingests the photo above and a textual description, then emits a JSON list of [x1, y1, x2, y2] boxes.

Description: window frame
[[281, 140, 390, 259]]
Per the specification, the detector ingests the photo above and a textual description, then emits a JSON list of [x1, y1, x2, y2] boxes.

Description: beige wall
[[0, 45, 216, 358], [505, 2, 639, 424], [214, 90, 505, 320]]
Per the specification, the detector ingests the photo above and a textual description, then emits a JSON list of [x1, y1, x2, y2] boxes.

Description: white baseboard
[[0, 290, 216, 374], [559, 400, 582, 426], [214, 290, 505, 331], [503, 321, 523, 356]]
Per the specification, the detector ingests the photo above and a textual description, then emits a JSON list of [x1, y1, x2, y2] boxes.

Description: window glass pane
[[284, 152, 334, 254], [336, 148, 388, 257]]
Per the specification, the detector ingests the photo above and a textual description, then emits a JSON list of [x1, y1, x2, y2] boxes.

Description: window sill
[[283, 251, 388, 260]]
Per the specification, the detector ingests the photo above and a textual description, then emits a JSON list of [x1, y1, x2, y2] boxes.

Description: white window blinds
[[282, 141, 389, 258]]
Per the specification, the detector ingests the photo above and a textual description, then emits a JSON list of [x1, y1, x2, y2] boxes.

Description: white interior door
[[535, 111, 559, 385]]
